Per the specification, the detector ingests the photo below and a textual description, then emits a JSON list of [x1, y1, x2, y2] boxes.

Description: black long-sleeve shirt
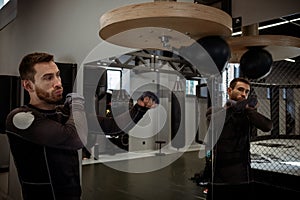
[[206, 105, 273, 184], [6, 102, 149, 200]]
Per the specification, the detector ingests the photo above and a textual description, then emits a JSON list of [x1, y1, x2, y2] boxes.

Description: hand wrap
[[227, 97, 258, 112], [64, 93, 85, 110]]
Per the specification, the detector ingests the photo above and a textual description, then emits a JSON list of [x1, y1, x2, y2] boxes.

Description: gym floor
[[81, 150, 207, 200], [81, 148, 300, 200]]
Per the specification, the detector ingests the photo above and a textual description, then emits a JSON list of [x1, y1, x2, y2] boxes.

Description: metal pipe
[[250, 82, 300, 88]]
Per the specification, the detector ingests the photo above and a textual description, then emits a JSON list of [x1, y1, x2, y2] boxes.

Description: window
[[107, 69, 121, 90], [0, 0, 17, 30], [0, 0, 10, 9], [186, 79, 199, 95]]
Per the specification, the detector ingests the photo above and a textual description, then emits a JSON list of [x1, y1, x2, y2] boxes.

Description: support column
[[242, 23, 259, 36]]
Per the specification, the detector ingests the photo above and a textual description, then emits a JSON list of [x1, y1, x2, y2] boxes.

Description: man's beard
[[35, 86, 63, 105], [231, 93, 245, 102]]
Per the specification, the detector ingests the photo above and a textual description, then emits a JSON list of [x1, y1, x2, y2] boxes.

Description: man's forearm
[[97, 104, 149, 135], [246, 109, 273, 132]]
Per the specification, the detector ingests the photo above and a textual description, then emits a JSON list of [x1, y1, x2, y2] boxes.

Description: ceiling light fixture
[[232, 17, 300, 36]]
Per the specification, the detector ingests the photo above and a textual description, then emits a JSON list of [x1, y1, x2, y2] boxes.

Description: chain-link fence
[[249, 60, 300, 177]]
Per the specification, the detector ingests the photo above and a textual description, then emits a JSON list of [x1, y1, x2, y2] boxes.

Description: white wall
[[0, 0, 193, 76]]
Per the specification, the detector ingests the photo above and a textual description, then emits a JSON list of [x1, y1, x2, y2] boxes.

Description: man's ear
[[23, 80, 34, 92], [227, 87, 232, 94]]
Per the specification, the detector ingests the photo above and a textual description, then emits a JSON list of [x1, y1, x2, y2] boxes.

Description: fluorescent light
[[231, 17, 300, 36], [290, 17, 300, 22], [284, 58, 295, 62], [232, 31, 242, 36], [281, 162, 300, 167], [258, 21, 289, 30]]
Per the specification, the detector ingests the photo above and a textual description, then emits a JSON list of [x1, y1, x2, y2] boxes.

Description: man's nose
[[53, 77, 62, 88], [241, 91, 247, 98]]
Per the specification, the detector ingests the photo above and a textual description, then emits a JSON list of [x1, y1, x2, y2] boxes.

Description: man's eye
[[44, 75, 53, 80]]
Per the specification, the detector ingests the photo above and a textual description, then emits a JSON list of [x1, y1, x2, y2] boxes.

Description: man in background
[[206, 77, 273, 200]]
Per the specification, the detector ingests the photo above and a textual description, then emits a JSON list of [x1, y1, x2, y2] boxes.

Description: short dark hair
[[229, 77, 251, 89], [19, 52, 54, 82]]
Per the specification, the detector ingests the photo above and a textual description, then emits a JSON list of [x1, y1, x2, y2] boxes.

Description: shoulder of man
[[6, 105, 37, 131], [7, 105, 31, 117]]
